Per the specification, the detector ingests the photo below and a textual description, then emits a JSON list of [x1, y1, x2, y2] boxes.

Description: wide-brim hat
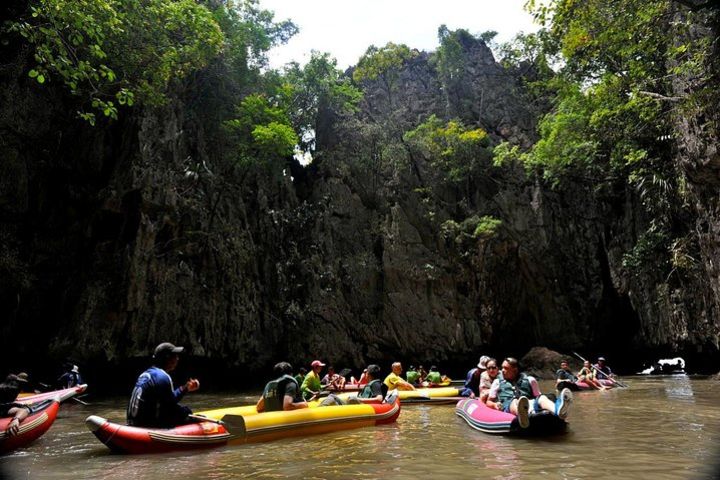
[[478, 355, 490, 369]]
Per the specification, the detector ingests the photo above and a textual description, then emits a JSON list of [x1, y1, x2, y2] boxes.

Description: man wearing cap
[[301, 360, 325, 401], [127, 342, 200, 428], [0, 374, 32, 436], [460, 356, 489, 398], [593, 357, 614, 380]]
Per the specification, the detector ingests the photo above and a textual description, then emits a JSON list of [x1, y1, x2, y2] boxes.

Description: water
[[1, 377, 719, 479]]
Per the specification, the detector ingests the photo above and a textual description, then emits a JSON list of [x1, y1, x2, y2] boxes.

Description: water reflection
[[662, 375, 694, 403], [2, 378, 719, 479]]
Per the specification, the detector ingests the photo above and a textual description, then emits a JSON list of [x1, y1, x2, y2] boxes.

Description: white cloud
[[259, 0, 540, 69]]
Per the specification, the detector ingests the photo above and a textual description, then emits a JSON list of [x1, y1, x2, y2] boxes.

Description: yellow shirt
[[384, 372, 403, 390]]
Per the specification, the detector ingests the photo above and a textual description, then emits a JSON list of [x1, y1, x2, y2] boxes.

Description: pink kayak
[[455, 398, 567, 435], [16, 385, 87, 405]]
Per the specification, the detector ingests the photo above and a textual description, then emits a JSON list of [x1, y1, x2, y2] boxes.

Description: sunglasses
[[487, 365, 498, 370]]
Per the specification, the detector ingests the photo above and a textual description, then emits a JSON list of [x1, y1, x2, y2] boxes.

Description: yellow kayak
[[328, 387, 463, 404], [195, 400, 400, 444]]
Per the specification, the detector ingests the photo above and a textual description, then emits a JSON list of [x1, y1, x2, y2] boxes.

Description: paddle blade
[[383, 389, 399, 404], [220, 414, 247, 437]]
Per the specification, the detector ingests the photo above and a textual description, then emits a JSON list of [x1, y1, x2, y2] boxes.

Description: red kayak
[[86, 416, 232, 454], [16, 384, 87, 405], [0, 399, 60, 454], [87, 399, 400, 454], [455, 398, 567, 435]]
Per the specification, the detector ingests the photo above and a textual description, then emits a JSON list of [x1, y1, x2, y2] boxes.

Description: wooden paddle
[[572, 352, 628, 388], [189, 414, 246, 436]]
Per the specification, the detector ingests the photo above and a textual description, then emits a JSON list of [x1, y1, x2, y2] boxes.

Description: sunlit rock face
[[1, 26, 718, 383]]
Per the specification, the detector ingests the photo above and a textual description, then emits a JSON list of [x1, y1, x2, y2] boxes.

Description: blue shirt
[[461, 368, 481, 397], [126, 366, 190, 428]]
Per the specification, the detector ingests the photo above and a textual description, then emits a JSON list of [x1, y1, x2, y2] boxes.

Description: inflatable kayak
[[17, 385, 88, 404], [87, 400, 400, 454], [0, 399, 60, 454], [455, 398, 567, 435], [198, 399, 400, 443], [333, 386, 462, 404], [557, 379, 618, 391]]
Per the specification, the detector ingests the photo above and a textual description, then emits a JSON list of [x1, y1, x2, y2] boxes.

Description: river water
[[1, 376, 719, 479]]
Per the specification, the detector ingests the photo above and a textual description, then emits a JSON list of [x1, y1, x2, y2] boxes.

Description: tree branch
[[638, 90, 685, 102]]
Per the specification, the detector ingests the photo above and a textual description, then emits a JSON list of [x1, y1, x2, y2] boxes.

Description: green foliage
[[280, 51, 362, 151], [11, 0, 225, 123], [251, 122, 298, 158], [352, 42, 415, 90], [621, 224, 670, 275], [435, 26, 471, 83], [441, 215, 502, 245], [224, 94, 297, 170], [515, 1, 679, 188], [473, 215, 502, 239], [404, 115, 491, 182], [8, 0, 297, 125]]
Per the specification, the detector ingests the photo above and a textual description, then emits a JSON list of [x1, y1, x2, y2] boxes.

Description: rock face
[[1, 29, 719, 387]]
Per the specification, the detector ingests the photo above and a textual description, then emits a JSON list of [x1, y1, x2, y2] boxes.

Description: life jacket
[[263, 375, 298, 412], [496, 372, 533, 404], [358, 379, 382, 399]]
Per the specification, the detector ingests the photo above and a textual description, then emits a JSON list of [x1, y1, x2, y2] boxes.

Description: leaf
[[37, 74, 45, 84], [28, 69, 39, 78]]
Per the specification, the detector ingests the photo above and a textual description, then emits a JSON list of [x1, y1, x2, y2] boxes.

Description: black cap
[[153, 342, 184, 358]]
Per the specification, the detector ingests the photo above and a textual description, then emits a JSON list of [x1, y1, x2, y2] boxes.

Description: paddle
[[72, 396, 90, 406], [189, 414, 246, 436], [572, 352, 628, 388]]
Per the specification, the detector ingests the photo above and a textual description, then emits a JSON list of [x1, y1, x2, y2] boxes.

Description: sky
[[258, 0, 540, 70]]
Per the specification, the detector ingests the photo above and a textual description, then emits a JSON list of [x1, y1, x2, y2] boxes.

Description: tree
[[280, 51, 361, 153], [353, 42, 416, 105]]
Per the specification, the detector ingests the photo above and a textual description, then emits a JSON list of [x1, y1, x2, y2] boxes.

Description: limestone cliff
[[1, 24, 719, 387]]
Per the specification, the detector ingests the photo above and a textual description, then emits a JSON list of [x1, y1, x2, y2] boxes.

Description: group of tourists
[[1, 364, 87, 437], [555, 357, 617, 390], [459, 355, 573, 427], [2, 341, 615, 435]]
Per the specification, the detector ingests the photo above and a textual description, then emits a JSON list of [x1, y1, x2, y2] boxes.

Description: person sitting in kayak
[[126, 342, 200, 428], [594, 357, 614, 381], [356, 364, 388, 403], [423, 366, 443, 386], [406, 366, 421, 386], [486, 357, 572, 428], [301, 360, 325, 401], [257, 362, 308, 412], [384, 362, 415, 391], [352, 368, 369, 386], [57, 364, 84, 389], [460, 356, 489, 397], [479, 358, 500, 403], [578, 360, 608, 390], [0, 374, 31, 437], [321, 366, 346, 391], [417, 365, 428, 383], [556, 360, 578, 389], [294, 367, 307, 386]]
